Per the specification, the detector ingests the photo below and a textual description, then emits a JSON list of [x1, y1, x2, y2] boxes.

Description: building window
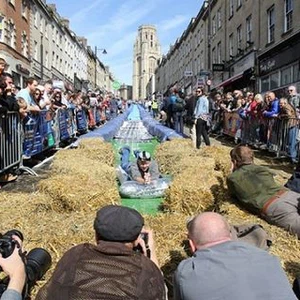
[[267, 6, 275, 43], [45, 22, 48, 39], [52, 51, 55, 67], [8, 0, 15, 7], [217, 8, 222, 29], [34, 10, 38, 28], [217, 41, 221, 63], [237, 25, 242, 52], [229, 33, 233, 57], [270, 72, 279, 89], [45, 51, 49, 68], [52, 26, 55, 41], [40, 17, 43, 32], [21, 2, 28, 19], [261, 76, 269, 92], [21, 32, 28, 57], [212, 47, 216, 64], [284, 0, 293, 32], [237, 0, 242, 9], [229, 0, 234, 17], [246, 15, 252, 43], [34, 41, 38, 60], [293, 63, 300, 82], [6, 20, 16, 48], [281, 66, 292, 86], [0, 16, 4, 42], [212, 15, 216, 35]]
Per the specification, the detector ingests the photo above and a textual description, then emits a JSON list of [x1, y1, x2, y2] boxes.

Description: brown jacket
[[278, 103, 297, 127], [35, 241, 166, 300]]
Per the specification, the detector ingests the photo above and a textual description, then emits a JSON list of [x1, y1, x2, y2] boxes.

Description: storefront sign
[[212, 64, 225, 72], [259, 59, 276, 74], [16, 64, 30, 76]]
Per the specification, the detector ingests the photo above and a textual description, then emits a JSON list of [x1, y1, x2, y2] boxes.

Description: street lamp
[[94, 46, 107, 89], [40, 33, 44, 80]]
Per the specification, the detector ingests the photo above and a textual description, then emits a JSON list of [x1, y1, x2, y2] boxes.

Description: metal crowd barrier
[[220, 111, 300, 160], [0, 112, 22, 174]]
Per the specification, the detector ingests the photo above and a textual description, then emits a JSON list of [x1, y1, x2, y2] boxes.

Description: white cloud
[[69, 0, 107, 24], [86, 0, 159, 43], [160, 14, 190, 32], [105, 31, 136, 58]]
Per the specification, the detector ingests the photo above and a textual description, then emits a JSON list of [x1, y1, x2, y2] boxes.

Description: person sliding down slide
[[117, 147, 170, 199]]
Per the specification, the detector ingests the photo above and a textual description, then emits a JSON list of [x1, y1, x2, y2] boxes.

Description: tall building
[[132, 25, 161, 100]]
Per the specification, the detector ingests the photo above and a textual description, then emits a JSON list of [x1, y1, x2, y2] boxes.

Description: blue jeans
[[120, 147, 131, 174], [173, 112, 184, 134], [289, 126, 298, 161]]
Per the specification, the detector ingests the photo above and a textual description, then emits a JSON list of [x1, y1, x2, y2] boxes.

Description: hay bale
[[163, 168, 224, 214], [144, 213, 188, 290], [38, 174, 120, 212], [77, 138, 115, 166], [51, 151, 117, 181], [220, 201, 300, 282], [198, 145, 232, 177], [155, 140, 195, 174]]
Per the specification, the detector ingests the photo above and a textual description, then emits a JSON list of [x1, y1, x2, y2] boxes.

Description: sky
[[51, 0, 204, 86]]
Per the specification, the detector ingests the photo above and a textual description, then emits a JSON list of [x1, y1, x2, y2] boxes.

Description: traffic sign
[[206, 79, 212, 86], [184, 70, 193, 77], [112, 81, 121, 90]]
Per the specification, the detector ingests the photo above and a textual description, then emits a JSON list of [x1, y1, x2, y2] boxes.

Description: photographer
[[36, 205, 165, 300], [0, 237, 25, 300]]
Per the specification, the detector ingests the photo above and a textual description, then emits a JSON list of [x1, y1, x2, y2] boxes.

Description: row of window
[[260, 62, 300, 92]]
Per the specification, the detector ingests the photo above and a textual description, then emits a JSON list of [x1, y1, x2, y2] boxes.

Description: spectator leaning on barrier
[[227, 145, 300, 238], [173, 212, 297, 300], [16, 77, 40, 113], [288, 85, 300, 114], [35, 205, 166, 300], [0, 74, 19, 112], [263, 91, 279, 118], [277, 98, 298, 163]]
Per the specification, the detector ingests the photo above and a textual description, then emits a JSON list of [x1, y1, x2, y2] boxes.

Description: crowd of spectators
[[152, 85, 300, 163], [0, 57, 127, 183]]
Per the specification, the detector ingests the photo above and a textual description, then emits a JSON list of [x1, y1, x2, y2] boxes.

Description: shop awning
[[214, 72, 244, 89]]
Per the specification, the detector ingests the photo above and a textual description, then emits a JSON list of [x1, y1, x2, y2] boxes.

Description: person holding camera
[[0, 237, 25, 300], [35, 205, 166, 300], [174, 212, 297, 300]]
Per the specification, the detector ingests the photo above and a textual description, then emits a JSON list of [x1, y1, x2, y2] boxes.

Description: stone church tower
[[132, 25, 161, 100]]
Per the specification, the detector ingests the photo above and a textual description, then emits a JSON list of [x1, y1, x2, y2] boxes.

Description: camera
[[0, 229, 52, 299], [133, 232, 150, 258]]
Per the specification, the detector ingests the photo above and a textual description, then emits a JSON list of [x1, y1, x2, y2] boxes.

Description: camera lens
[[26, 248, 52, 291]]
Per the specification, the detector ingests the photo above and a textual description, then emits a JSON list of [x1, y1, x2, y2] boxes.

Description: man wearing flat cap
[[35, 205, 166, 300]]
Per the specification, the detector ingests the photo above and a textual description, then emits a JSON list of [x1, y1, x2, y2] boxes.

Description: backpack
[[285, 171, 300, 193], [173, 97, 185, 112], [230, 224, 272, 250]]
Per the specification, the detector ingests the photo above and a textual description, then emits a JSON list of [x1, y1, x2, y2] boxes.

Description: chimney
[[78, 37, 87, 48], [61, 18, 70, 29], [48, 4, 57, 13]]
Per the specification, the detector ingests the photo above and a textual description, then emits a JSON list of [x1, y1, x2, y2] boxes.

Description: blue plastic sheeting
[[138, 106, 182, 142], [79, 105, 133, 141], [127, 105, 141, 121]]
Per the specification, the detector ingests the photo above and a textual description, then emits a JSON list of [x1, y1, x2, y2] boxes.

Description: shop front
[[258, 31, 300, 97]]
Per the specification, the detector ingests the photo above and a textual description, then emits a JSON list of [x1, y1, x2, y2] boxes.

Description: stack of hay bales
[[155, 140, 230, 214], [38, 139, 120, 212]]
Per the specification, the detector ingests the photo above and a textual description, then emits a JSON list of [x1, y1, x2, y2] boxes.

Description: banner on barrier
[[223, 112, 242, 137]]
